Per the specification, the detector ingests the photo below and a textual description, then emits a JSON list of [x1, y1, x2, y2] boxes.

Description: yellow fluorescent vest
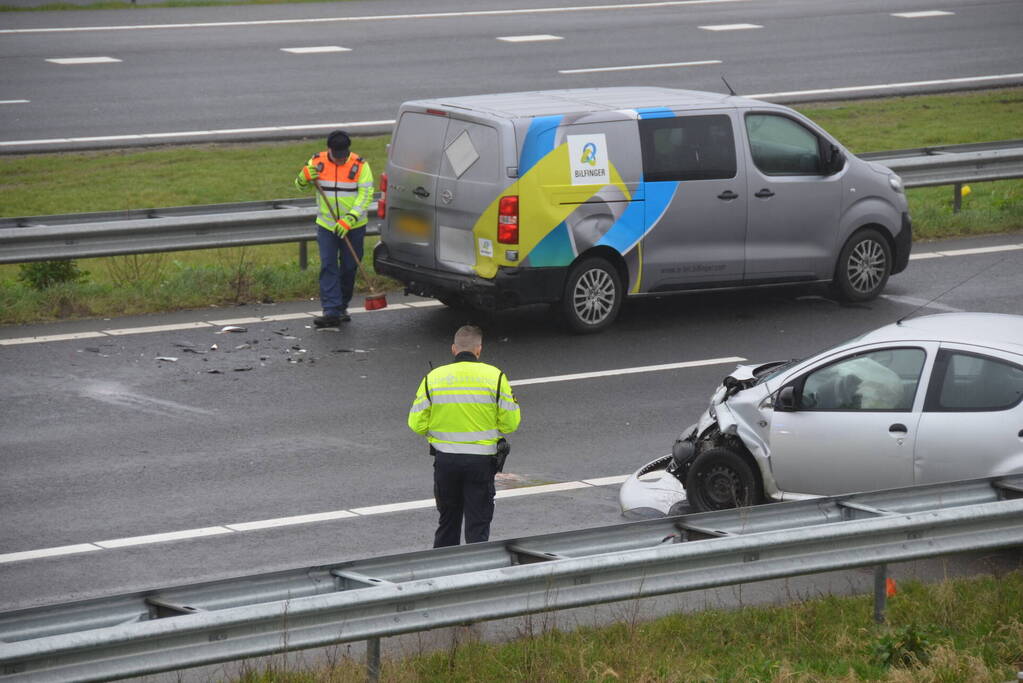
[[408, 360, 521, 455], [295, 150, 374, 231]]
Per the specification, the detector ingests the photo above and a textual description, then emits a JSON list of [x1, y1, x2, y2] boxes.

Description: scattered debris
[[233, 367, 253, 372], [84, 347, 101, 353], [179, 347, 205, 354], [155, 356, 178, 362], [206, 369, 223, 374], [210, 344, 219, 351], [217, 325, 247, 334], [234, 343, 251, 350]]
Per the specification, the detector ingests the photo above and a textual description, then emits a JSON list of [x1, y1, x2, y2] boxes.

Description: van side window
[[745, 114, 823, 175], [638, 115, 736, 182]]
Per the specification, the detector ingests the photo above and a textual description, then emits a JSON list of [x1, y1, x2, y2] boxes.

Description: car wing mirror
[[824, 144, 844, 175], [775, 385, 797, 412]]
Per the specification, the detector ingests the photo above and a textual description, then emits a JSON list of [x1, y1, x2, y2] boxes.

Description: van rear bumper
[[374, 245, 566, 309]]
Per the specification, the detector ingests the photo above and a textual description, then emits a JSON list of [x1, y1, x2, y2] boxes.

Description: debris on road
[[217, 325, 247, 334], [155, 356, 178, 362]]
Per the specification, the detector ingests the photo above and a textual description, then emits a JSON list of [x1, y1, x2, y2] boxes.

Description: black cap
[[327, 130, 351, 155]]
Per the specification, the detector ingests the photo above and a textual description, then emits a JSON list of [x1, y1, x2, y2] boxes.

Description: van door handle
[[413, 186, 430, 198], [889, 423, 907, 435], [717, 190, 738, 201], [754, 188, 775, 198]]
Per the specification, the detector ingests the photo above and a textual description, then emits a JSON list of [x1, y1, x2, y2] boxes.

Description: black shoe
[[338, 310, 351, 322], [313, 315, 341, 328]]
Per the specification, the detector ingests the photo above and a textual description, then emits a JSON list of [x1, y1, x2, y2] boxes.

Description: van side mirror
[[823, 144, 844, 175], [775, 385, 797, 412]]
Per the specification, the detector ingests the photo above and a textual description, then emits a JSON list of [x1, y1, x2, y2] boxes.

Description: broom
[[312, 179, 388, 311]]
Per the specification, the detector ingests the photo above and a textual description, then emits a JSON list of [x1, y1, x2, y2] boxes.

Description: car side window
[[638, 115, 737, 182], [798, 348, 926, 411], [924, 350, 1023, 411], [745, 113, 823, 175]]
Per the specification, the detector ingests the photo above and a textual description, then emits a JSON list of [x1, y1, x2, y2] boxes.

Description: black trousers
[[433, 451, 497, 548]]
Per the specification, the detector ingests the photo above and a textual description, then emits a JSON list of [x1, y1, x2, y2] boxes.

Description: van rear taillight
[[377, 173, 387, 219], [497, 196, 518, 244]]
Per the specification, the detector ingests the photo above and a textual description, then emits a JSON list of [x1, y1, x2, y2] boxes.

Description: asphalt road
[[1, 0, 1022, 150], [1, 232, 1021, 612]]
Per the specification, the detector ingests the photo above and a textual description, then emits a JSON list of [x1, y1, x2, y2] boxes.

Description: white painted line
[[0, 544, 101, 564], [404, 300, 445, 308], [880, 294, 963, 313], [281, 46, 351, 54], [582, 474, 631, 486], [1, 99, 30, 104], [350, 498, 437, 515], [909, 252, 943, 260], [699, 23, 761, 30], [46, 57, 121, 64], [259, 313, 315, 322], [513, 356, 745, 386], [747, 73, 1023, 99], [497, 34, 564, 42], [95, 526, 232, 548], [909, 243, 1023, 260], [207, 316, 266, 326], [103, 321, 213, 335], [0, 331, 108, 346], [0, 1, 749, 34], [892, 10, 954, 18], [560, 59, 720, 74], [496, 481, 592, 498], [227, 510, 359, 531]]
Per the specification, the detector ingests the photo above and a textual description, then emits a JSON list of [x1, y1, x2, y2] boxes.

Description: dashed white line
[[281, 46, 351, 54], [497, 34, 564, 42], [892, 10, 954, 18], [559, 59, 721, 74], [1, 99, 30, 104], [699, 23, 762, 30], [46, 57, 121, 64]]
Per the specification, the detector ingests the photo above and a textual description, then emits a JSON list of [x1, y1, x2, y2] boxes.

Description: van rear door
[[383, 110, 449, 271]]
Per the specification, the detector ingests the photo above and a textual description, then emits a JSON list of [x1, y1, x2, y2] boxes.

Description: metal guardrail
[[1, 141, 1022, 266], [1, 475, 1021, 681]]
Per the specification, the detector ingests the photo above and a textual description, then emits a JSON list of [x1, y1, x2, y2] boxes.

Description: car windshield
[[755, 331, 871, 385]]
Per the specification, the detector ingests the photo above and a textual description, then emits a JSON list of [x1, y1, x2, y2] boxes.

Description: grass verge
[[1, 89, 1021, 325], [232, 568, 1023, 682]]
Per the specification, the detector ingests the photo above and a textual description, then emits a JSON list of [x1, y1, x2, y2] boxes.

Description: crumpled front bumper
[[618, 454, 687, 519]]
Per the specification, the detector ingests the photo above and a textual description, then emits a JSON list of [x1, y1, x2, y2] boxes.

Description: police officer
[[295, 130, 374, 327], [408, 325, 521, 547]]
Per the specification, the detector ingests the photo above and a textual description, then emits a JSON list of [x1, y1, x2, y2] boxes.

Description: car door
[[768, 345, 931, 496], [741, 111, 844, 280], [913, 345, 1023, 483]]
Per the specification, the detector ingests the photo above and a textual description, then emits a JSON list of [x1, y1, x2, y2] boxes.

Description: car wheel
[[561, 257, 623, 334], [685, 447, 763, 512], [833, 228, 892, 302]]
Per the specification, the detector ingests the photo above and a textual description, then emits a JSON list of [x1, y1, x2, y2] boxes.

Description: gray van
[[373, 87, 911, 333]]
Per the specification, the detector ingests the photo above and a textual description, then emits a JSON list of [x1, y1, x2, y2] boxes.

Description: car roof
[[858, 312, 1023, 352], [403, 87, 766, 119]]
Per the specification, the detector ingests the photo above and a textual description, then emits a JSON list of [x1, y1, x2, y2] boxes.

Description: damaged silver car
[[620, 312, 1023, 517]]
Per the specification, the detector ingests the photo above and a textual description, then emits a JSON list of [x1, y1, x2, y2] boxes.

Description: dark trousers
[[315, 225, 365, 315], [433, 451, 497, 548]]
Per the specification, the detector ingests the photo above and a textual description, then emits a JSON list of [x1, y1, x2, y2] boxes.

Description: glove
[[335, 213, 358, 236], [301, 162, 320, 183]]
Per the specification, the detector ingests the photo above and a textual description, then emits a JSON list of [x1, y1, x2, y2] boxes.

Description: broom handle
[[311, 179, 382, 295]]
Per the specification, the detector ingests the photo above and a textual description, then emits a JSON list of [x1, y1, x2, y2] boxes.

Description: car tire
[[685, 447, 763, 512], [833, 228, 892, 302], [561, 257, 623, 334]]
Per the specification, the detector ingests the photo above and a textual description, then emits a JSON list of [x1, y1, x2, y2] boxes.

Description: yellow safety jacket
[[295, 150, 374, 231], [408, 356, 521, 455]]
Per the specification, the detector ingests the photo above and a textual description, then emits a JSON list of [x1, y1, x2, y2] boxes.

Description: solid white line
[[227, 510, 358, 531], [892, 10, 953, 18], [350, 499, 437, 515], [0, 331, 107, 346], [909, 243, 1023, 260], [46, 57, 121, 64], [103, 321, 213, 335], [281, 46, 351, 54], [512, 357, 745, 386], [0, 544, 101, 564], [497, 34, 564, 42], [95, 526, 233, 548], [0, 1, 749, 34], [1, 99, 30, 104], [582, 474, 631, 486], [880, 294, 963, 313], [560, 59, 720, 74], [747, 73, 1023, 99], [496, 481, 592, 498], [699, 23, 761, 30]]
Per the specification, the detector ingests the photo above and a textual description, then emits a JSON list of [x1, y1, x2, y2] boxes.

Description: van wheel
[[833, 229, 892, 302], [685, 447, 762, 512], [561, 257, 622, 334]]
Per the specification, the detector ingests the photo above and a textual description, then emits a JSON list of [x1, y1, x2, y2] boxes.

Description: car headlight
[[888, 174, 904, 194]]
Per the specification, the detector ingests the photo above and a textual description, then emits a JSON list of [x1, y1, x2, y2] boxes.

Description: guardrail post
[[873, 564, 888, 624], [366, 637, 381, 683], [953, 183, 963, 214], [299, 241, 308, 271]]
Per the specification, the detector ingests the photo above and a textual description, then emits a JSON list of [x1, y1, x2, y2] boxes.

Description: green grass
[[232, 569, 1023, 682], [1, 89, 1021, 325]]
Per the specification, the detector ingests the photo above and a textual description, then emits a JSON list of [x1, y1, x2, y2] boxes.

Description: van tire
[[685, 447, 763, 512], [561, 257, 623, 334], [833, 228, 892, 302]]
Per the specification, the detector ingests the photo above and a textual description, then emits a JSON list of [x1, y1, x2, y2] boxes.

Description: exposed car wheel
[[685, 447, 763, 512], [833, 228, 892, 302], [561, 257, 623, 334]]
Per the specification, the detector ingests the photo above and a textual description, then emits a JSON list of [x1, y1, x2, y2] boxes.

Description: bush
[[17, 259, 89, 290]]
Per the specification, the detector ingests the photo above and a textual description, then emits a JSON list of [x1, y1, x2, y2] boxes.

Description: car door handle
[[717, 190, 738, 200], [413, 186, 430, 198], [754, 188, 775, 198], [889, 423, 908, 434]]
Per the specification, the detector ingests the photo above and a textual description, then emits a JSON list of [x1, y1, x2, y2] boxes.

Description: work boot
[[338, 309, 351, 322], [313, 315, 341, 328]]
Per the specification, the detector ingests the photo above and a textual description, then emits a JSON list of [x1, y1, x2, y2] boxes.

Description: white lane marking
[[699, 23, 762, 30], [94, 526, 233, 548], [404, 301, 445, 308], [103, 321, 213, 335], [892, 10, 954, 18], [559, 59, 721, 74], [0, 1, 749, 34], [46, 57, 121, 64], [496, 481, 591, 497], [880, 295, 963, 313], [512, 357, 746, 386], [908, 243, 1023, 260], [1, 99, 30, 104], [227, 510, 358, 531], [281, 46, 351, 54], [747, 73, 1023, 99], [582, 474, 630, 486], [497, 34, 564, 42], [350, 499, 437, 515], [0, 331, 107, 345], [0, 544, 101, 564]]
